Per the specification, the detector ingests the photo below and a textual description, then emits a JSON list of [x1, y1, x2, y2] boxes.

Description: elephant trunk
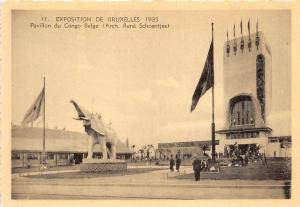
[[70, 99, 86, 118]]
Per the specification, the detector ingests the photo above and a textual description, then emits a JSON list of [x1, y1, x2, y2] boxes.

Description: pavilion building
[[216, 30, 291, 157], [11, 125, 133, 168]]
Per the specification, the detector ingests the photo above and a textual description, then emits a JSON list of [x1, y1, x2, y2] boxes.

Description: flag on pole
[[190, 40, 214, 112], [22, 88, 45, 125]]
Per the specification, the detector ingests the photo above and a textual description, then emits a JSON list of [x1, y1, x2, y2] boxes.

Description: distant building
[[157, 140, 220, 159], [11, 126, 133, 168], [216, 31, 291, 157]]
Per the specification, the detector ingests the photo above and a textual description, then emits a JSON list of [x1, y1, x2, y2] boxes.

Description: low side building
[[267, 136, 291, 158], [11, 126, 133, 168], [157, 140, 221, 159]]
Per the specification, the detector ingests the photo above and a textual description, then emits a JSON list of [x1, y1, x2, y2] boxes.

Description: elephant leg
[[87, 137, 96, 159], [100, 138, 108, 159], [110, 145, 117, 159]]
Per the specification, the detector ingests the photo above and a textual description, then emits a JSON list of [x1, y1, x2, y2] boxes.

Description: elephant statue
[[70, 100, 118, 160]]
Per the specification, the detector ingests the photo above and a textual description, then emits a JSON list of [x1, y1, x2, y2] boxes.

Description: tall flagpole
[[43, 77, 46, 163], [211, 23, 216, 162]]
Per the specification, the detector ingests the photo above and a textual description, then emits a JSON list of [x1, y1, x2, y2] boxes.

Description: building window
[[230, 96, 255, 127], [58, 153, 68, 159], [27, 153, 38, 160], [12, 152, 21, 160], [227, 131, 259, 139], [47, 153, 55, 160], [232, 119, 236, 126], [246, 110, 249, 124], [280, 143, 291, 148], [256, 54, 265, 121], [237, 112, 241, 125], [269, 138, 278, 143]]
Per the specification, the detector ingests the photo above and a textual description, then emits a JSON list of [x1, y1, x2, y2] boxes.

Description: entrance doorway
[[238, 144, 257, 155], [73, 153, 83, 164]]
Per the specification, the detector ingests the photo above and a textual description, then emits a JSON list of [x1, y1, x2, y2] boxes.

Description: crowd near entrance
[[237, 144, 257, 155], [224, 143, 267, 166]]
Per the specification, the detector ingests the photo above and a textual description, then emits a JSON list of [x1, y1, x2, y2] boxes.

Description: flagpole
[[211, 23, 216, 162], [43, 77, 46, 164]]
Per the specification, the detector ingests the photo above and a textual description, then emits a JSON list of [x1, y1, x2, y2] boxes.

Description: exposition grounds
[[12, 158, 291, 200]]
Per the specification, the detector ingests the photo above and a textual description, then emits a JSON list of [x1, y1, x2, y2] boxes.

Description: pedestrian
[[169, 155, 175, 172], [245, 151, 249, 165], [201, 160, 207, 171], [262, 153, 268, 165], [205, 160, 209, 171], [241, 154, 245, 166], [192, 157, 202, 181], [176, 157, 181, 172]]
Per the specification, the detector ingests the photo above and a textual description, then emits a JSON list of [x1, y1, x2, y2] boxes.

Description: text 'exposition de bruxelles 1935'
[[29, 16, 171, 30]]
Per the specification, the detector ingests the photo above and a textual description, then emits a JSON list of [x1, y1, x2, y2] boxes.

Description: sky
[[12, 10, 291, 149]]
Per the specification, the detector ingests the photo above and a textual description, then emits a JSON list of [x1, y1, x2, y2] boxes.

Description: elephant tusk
[[73, 117, 90, 121], [73, 117, 82, 120]]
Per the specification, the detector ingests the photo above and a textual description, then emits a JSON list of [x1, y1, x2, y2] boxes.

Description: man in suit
[[169, 155, 175, 172], [192, 157, 202, 181], [175, 156, 181, 172]]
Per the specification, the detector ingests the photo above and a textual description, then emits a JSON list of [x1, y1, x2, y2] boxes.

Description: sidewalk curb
[[13, 180, 291, 189], [12, 166, 171, 177]]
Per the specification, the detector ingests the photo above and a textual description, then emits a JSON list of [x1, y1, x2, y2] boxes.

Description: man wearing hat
[[169, 155, 175, 172], [192, 155, 202, 181]]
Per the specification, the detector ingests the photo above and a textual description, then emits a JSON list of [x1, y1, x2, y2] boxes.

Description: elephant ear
[[90, 116, 107, 136]]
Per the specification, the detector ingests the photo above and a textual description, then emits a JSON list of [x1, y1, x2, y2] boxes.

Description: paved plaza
[[12, 165, 290, 199]]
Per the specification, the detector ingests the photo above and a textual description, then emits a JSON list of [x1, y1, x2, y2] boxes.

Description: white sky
[[12, 10, 291, 148]]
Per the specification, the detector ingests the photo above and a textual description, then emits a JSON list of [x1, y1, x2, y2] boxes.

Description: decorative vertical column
[[226, 29, 230, 57], [247, 18, 252, 51], [256, 20, 260, 49], [233, 24, 237, 55], [240, 19, 244, 53]]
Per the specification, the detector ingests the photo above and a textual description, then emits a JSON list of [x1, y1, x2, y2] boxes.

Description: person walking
[[175, 157, 181, 172], [192, 157, 202, 181], [241, 154, 245, 166], [169, 155, 175, 172], [262, 153, 268, 165]]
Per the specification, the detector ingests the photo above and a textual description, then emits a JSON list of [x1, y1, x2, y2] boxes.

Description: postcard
[[1, 2, 299, 207]]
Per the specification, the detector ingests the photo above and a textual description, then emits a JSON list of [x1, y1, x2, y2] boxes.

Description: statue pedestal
[[80, 159, 127, 173], [208, 160, 221, 173]]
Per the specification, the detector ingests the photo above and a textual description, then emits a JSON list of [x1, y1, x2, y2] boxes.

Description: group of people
[[230, 151, 268, 166], [225, 143, 269, 167], [169, 155, 208, 181], [169, 155, 181, 172]]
